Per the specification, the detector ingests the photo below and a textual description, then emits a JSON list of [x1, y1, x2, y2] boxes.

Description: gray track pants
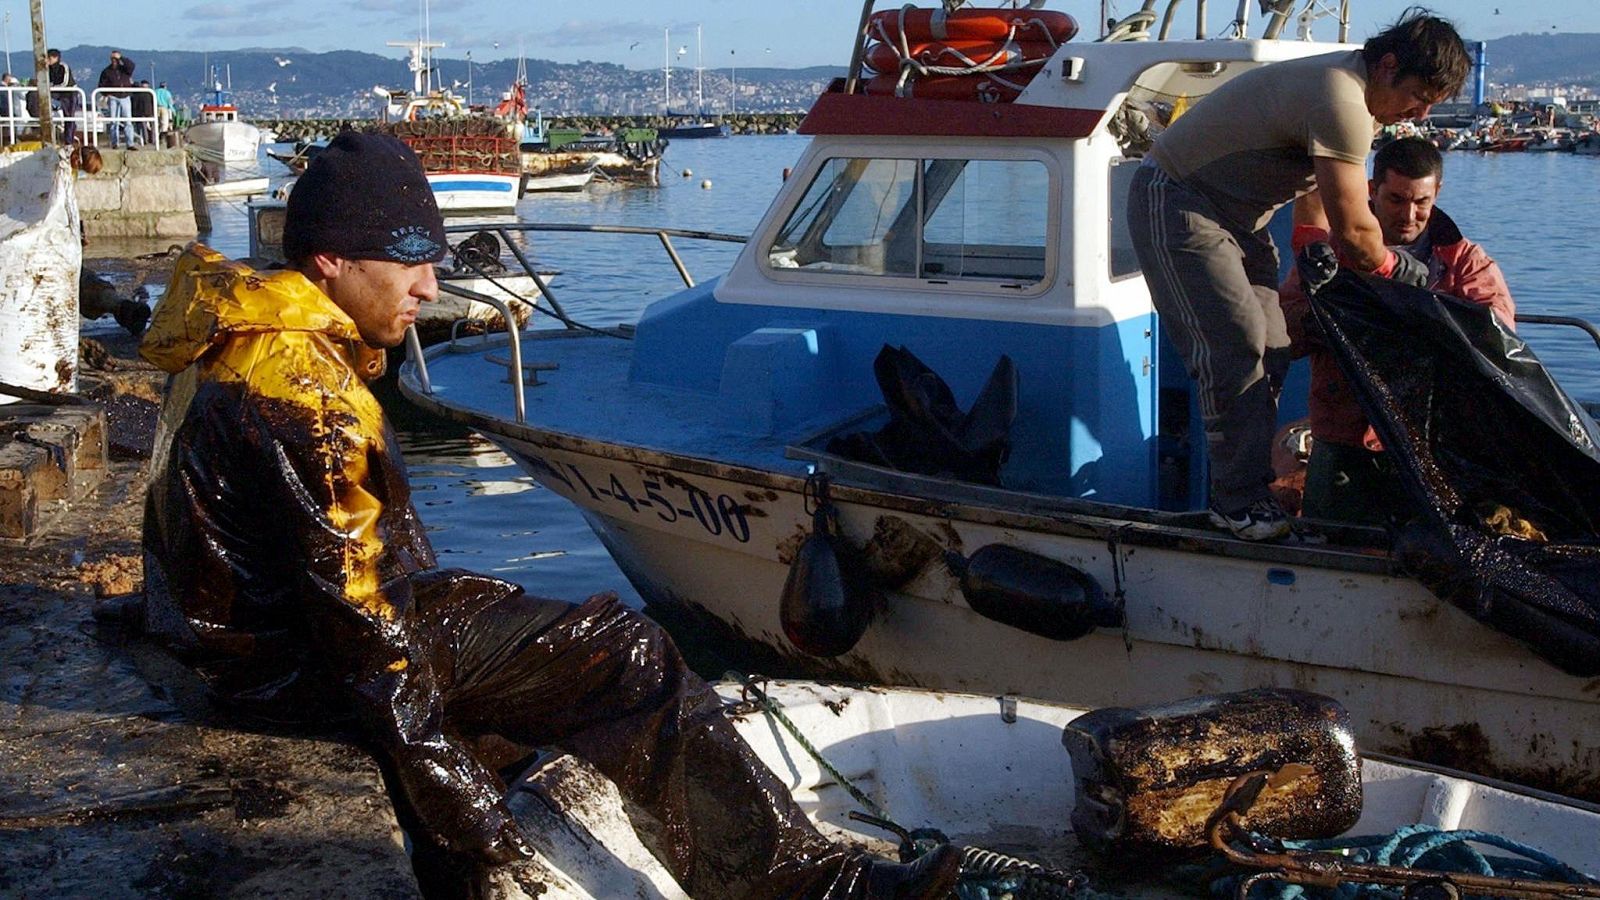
[[1128, 163, 1291, 512]]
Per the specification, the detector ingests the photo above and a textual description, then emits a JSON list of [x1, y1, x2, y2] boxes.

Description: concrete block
[[94, 149, 125, 176], [0, 441, 54, 540], [72, 175, 123, 213], [155, 211, 199, 237], [125, 172, 192, 214], [0, 404, 108, 542]]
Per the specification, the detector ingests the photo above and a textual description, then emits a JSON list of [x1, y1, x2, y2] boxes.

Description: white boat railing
[[406, 222, 746, 424]]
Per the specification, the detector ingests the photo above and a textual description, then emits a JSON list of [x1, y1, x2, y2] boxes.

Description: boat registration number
[[518, 449, 754, 544]]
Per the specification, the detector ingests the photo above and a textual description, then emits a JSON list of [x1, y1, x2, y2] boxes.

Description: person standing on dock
[[1278, 136, 1515, 525], [1126, 9, 1470, 541], [131, 131, 962, 899], [97, 50, 136, 147], [45, 49, 79, 146], [154, 81, 175, 139]]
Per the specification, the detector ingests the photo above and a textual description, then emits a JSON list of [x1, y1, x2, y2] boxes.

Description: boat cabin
[[197, 103, 240, 124], [636, 37, 1348, 511]]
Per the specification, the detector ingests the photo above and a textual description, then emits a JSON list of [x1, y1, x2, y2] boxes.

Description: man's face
[[323, 257, 438, 348], [1369, 169, 1439, 245], [1367, 55, 1444, 125]]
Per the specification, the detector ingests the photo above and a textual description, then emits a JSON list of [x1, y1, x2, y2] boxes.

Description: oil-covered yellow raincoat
[[140, 245, 531, 861]]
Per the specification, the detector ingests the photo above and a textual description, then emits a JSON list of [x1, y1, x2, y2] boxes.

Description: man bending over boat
[[1126, 9, 1469, 540], [131, 132, 961, 899], [1278, 136, 1515, 525]]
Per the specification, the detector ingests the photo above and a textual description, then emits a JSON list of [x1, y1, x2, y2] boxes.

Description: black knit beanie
[[282, 131, 446, 265]]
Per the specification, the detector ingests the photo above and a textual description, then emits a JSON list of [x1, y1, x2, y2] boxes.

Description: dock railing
[[406, 221, 746, 424], [0, 85, 89, 146], [90, 86, 160, 147]]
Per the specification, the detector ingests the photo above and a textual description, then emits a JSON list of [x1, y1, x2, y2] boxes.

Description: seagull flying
[[629, 41, 640, 50], [267, 81, 276, 92], [273, 56, 292, 67]]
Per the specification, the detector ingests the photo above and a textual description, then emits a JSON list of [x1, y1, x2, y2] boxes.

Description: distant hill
[[29, 33, 1594, 118], [1484, 33, 1600, 86]]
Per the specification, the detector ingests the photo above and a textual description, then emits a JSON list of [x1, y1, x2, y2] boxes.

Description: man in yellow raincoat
[[135, 132, 961, 899]]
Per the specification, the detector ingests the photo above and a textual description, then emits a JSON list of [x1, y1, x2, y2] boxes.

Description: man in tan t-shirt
[[1126, 10, 1469, 540]]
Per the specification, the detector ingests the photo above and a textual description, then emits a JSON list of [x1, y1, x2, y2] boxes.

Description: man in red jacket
[[1279, 137, 1515, 525]]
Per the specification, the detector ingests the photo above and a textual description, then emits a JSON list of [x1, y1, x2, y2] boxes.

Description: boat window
[[921, 159, 1048, 283], [768, 156, 1049, 288], [770, 158, 919, 276], [1108, 158, 1140, 279]]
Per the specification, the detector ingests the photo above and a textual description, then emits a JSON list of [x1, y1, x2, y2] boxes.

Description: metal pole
[[4, 12, 12, 76], [729, 49, 735, 115], [29, 0, 49, 141], [1196, 0, 1207, 39]]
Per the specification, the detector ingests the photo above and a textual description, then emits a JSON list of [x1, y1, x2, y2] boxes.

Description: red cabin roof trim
[[798, 88, 1103, 139]]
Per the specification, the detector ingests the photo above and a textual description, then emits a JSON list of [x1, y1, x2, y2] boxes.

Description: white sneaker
[[1208, 497, 1292, 541]]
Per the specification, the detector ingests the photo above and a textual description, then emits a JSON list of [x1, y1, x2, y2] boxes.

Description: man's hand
[[1296, 241, 1340, 296], [1387, 249, 1429, 288]]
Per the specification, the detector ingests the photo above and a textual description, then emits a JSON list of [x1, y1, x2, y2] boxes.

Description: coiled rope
[[1220, 824, 1600, 900]]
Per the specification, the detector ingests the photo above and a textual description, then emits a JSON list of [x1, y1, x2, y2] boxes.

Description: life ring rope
[[868, 5, 1072, 99]]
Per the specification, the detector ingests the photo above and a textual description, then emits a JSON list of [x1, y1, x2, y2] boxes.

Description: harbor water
[[193, 136, 1600, 610]]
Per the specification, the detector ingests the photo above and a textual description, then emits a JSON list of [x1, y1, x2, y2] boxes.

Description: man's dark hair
[[1372, 137, 1444, 183], [1363, 7, 1470, 99], [46, 49, 60, 58]]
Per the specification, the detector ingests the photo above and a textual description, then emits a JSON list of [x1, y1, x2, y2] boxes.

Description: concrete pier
[[0, 322, 421, 897], [75, 148, 198, 241]]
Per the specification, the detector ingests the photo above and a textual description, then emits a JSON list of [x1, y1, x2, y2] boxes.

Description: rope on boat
[[454, 253, 631, 339], [731, 673, 1090, 899], [1220, 824, 1600, 900], [733, 673, 895, 825], [870, 4, 1065, 97]]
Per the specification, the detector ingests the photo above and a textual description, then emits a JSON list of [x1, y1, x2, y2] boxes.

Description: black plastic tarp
[[1307, 264, 1600, 676]]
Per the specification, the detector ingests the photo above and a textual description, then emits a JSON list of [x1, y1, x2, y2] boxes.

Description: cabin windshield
[[767, 155, 1051, 290]]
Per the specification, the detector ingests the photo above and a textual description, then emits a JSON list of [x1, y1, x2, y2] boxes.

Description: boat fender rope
[[1107, 524, 1132, 653]]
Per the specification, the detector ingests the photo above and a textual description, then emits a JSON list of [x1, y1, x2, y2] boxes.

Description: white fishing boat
[[399, 0, 1600, 801], [519, 170, 594, 194], [485, 681, 1600, 899], [184, 70, 262, 163], [376, 38, 522, 215], [199, 174, 269, 199]]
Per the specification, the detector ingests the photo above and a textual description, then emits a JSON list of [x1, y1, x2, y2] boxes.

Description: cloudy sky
[[3, 0, 1593, 70]]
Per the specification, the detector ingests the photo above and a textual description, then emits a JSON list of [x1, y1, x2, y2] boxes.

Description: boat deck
[[411, 327, 839, 476]]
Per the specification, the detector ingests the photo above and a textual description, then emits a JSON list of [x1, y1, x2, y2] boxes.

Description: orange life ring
[[869, 7, 1078, 44], [864, 39, 1057, 75], [863, 72, 1025, 103]]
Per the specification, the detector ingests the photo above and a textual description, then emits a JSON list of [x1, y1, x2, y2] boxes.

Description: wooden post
[[28, 0, 49, 141]]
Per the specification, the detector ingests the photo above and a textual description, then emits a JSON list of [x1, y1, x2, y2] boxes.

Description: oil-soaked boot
[[861, 843, 963, 899]]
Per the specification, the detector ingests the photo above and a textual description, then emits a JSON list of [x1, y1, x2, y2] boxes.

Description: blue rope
[[1218, 825, 1598, 900]]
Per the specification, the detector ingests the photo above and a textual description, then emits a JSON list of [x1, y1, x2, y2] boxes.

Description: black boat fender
[[779, 475, 875, 657], [945, 544, 1122, 641]]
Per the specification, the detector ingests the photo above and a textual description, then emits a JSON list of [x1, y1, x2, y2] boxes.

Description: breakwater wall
[[251, 114, 807, 143]]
